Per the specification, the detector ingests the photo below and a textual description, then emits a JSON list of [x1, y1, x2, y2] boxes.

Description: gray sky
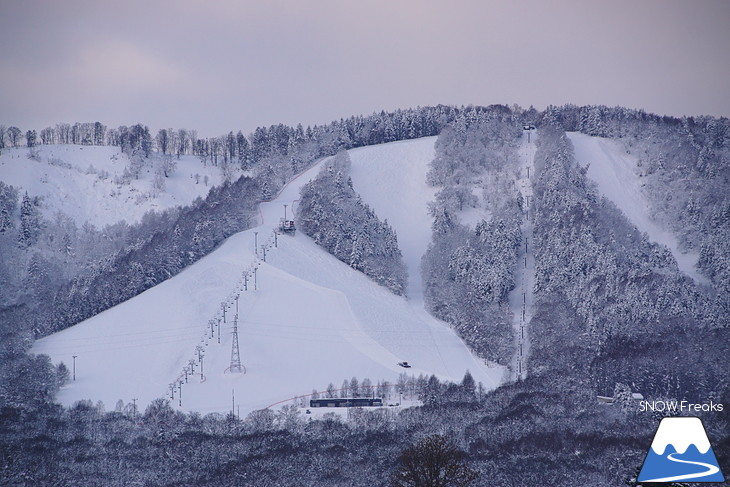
[[1, 0, 728, 137]]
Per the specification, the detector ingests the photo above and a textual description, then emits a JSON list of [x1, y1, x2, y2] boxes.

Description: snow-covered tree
[[18, 192, 41, 248], [25, 130, 37, 148], [460, 370, 476, 399], [298, 151, 408, 294], [0, 182, 18, 232]]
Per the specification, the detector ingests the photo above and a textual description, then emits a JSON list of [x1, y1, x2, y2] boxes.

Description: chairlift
[[279, 218, 296, 234]]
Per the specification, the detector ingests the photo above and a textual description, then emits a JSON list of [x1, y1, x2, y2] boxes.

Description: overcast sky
[[1, 0, 728, 137]]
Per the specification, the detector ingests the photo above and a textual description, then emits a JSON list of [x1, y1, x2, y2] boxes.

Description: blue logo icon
[[638, 417, 725, 483]]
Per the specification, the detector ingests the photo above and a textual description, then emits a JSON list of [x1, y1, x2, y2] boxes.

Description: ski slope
[[0, 145, 232, 228], [33, 138, 504, 416], [348, 137, 437, 302], [567, 133, 707, 284]]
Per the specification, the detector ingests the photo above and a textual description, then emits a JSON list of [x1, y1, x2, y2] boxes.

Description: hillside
[[32, 138, 505, 416], [348, 137, 438, 302], [568, 132, 707, 284], [7, 106, 729, 487], [0, 144, 233, 228]]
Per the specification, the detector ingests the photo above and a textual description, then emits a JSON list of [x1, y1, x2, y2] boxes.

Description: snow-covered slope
[[0, 145, 230, 228], [32, 138, 505, 416], [567, 133, 707, 284], [348, 137, 437, 302]]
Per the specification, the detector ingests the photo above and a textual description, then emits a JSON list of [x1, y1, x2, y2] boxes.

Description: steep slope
[[567, 132, 707, 284], [347, 137, 437, 302], [32, 138, 504, 416], [0, 145, 230, 228]]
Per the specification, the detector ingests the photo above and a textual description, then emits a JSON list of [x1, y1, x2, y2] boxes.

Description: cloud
[[74, 41, 188, 94]]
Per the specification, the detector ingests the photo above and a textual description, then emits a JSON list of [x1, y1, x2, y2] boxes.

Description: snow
[[32, 138, 505, 417], [347, 137, 437, 302], [507, 130, 536, 380], [456, 202, 486, 229], [567, 133, 707, 284], [0, 145, 230, 228]]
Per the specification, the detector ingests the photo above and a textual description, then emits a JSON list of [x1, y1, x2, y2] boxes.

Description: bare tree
[[161, 154, 177, 178], [391, 435, 479, 487], [25, 130, 37, 148], [188, 129, 198, 156], [56, 123, 71, 144], [177, 128, 189, 158], [7, 126, 22, 147], [40, 127, 55, 145], [156, 129, 169, 154], [167, 128, 178, 157]]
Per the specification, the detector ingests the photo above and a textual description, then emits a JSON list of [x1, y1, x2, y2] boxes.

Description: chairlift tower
[[279, 204, 296, 234], [230, 313, 243, 373]]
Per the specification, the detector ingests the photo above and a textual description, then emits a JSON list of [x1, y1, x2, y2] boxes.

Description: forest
[[1, 104, 729, 486], [421, 110, 523, 365], [297, 150, 408, 295]]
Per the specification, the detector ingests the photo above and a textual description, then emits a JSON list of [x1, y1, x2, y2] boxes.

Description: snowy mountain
[[7, 106, 729, 486], [0, 144, 233, 228], [25, 130, 721, 417], [32, 138, 505, 416]]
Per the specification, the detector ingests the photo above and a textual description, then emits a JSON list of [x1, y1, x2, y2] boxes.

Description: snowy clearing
[[0, 145, 231, 228], [567, 133, 707, 284], [33, 138, 505, 417]]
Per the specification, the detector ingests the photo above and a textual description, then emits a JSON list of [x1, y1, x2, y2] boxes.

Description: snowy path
[[508, 130, 537, 380], [33, 138, 504, 416], [568, 133, 707, 284]]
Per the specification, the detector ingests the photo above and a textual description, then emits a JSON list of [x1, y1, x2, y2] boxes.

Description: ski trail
[[347, 137, 438, 305], [641, 453, 721, 483], [508, 129, 536, 381], [567, 132, 708, 285]]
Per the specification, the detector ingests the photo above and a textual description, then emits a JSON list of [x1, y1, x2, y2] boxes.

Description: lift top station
[[279, 218, 296, 234], [279, 204, 296, 234]]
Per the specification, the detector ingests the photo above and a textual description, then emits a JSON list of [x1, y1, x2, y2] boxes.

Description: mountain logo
[[638, 417, 725, 483]]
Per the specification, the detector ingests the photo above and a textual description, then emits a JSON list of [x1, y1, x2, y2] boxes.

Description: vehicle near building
[[309, 397, 383, 408]]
